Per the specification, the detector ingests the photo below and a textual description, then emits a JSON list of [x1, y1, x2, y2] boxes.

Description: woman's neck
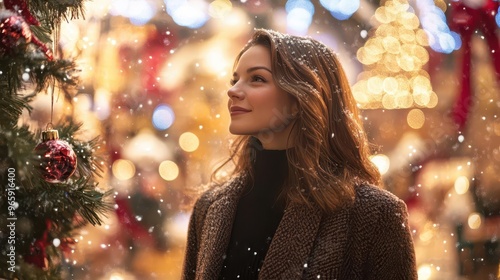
[[254, 135, 294, 150]]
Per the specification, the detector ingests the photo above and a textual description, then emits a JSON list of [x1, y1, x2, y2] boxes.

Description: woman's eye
[[229, 79, 238, 86], [252, 76, 265, 82]]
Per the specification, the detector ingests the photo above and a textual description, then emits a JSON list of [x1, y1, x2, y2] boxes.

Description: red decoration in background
[[114, 196, 154, 243], [448, 0, 500, 130], [24, 220, 76, 269], [3, 0, 40, 26], [141, 29, 177, 96], [24, 220, 51, 269], [34, 129, 77, 183], [0, 11, 53, 60]]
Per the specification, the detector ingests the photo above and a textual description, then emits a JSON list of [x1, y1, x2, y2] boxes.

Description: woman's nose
[[227, 84, 244, 99]]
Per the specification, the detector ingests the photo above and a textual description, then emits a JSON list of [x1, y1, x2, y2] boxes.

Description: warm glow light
[[419, 229, 434, 242], [179, 132, 200, 152], [112, 159, 136, 180], [383, 77, 398, 94], [427, 92, 438, 108], [205, 46, 230, 75], [370, 154, 390, 175], [208, 0, 232, 18], [399, 12, 420, 30], [375, 7, 393, 24], [159, 160, 179, 181], [417, 264, 432, 280], [398, 28, 415, 44], [382, 93, 396, 109], [454, 176, 469, 195], [407, 109, 425, 129], [382, 36, 401, 54], [367, 76, 384, 95], [467, 213, 482, 230], [110, 274, 125, 280], [353, 0, 433, 109]]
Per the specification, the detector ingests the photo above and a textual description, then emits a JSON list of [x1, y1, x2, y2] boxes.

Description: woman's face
[[227, 45, 297, 149]]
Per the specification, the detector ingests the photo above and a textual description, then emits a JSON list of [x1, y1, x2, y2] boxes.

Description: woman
[[182, 29, 417, 280]]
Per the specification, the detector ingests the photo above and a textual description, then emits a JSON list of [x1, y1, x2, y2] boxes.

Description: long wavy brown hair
[[213, 29, 381, 212]]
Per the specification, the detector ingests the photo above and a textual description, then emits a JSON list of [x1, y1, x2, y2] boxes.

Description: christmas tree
[[0, 1, 111, 279]]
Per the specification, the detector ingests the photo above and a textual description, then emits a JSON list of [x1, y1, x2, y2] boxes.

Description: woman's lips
[[230, 106, 251, 116]]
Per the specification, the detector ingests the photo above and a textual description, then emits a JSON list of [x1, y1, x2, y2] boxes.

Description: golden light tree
[[352, 0, 437, 114]]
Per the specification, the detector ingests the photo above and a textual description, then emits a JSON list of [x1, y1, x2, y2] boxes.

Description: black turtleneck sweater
[[220, 148, 288, 279]]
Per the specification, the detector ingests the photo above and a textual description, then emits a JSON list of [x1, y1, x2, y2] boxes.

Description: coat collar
[[196, 176, 347, 279]]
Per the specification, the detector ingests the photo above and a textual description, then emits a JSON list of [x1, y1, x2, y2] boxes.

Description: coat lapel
[[196, 177, 246, 280], [259, 202, 323, 279]]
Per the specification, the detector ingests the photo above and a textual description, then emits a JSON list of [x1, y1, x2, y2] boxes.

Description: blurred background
[[21, 0, 500, 279]]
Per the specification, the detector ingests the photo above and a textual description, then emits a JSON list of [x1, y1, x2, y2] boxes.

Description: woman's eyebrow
[[246, 66, 272, 73], [233, 66, 272, 77]]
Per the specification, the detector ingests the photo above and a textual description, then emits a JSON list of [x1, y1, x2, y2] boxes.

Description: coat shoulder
[[351, 184, 408, 220], [354, 184, 404, 208]]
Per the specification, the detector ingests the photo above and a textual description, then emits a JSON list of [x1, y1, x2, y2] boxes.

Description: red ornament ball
[[34, 130, 77, 183]]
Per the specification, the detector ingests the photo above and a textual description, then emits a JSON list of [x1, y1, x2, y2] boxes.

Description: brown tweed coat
[[182, 176, 418, 280]]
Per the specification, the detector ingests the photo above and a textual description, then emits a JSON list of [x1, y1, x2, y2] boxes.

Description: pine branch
[[29, 0, 87, 30], [32, 58, 80, 93], [73, 135, 106, 177], [23, 178, 113, 227], [0, 43, 33, 96], [30, 25, 53, 45], [0, 125, 39, 180], [0, 53, 79, 128], [0, 47, 79, 93], [0, 94, 33, 128]]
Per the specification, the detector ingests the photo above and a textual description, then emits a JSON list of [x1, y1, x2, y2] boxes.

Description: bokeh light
[[415, 0, 460, 53], [165, 0, 209, 29], [110, 0, 156, 26], [320, 0, 360, 20], [152, 104, 175, 130], [94, 88, 111, 120], [159, 160, 179, 181], [417, 264, 432, 280], [112, 159, 136, 180], [467, 212, 482, 230], [208, 0, 232, 19], [454, 176, 469, 195], [285, 0, 314, 34], [179, 132, 200, 152], [407, 109, 425, 129], [370, 154, 390, 175], [497, 7, 500, 27]]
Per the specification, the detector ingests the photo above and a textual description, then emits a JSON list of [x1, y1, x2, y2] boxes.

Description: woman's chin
[[228, 125, 254, 136]]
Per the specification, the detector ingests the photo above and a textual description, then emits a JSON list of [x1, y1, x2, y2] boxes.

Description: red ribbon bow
[[448, 0, 500, 130]]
